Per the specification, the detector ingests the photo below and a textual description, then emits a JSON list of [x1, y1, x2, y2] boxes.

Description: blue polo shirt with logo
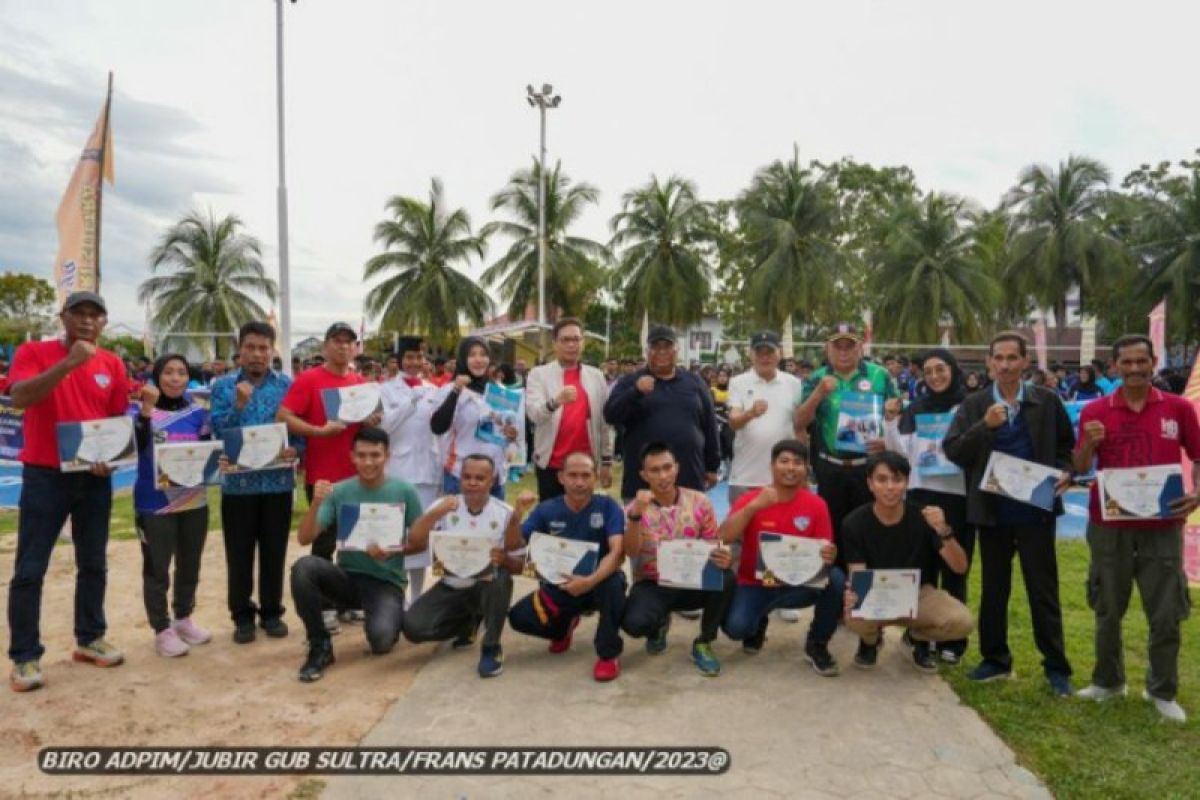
[[521, 494, 625, 559]]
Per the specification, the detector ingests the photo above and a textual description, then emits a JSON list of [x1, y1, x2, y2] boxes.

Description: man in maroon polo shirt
[[7, 291, 130, 693], [1073, 334, 1200, 722]]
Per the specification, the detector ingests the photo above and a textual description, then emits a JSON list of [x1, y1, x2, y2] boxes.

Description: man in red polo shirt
[[718, 439, 844, 677], [525, 317, 613, 500], [7, 292, 130, 693], [1073, 334, 1200, 722]]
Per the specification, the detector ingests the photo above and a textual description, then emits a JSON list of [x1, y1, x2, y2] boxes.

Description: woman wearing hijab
[[883, 347, 973, 663], [430, 337, 517, 498], [1069, 365, 1104, 401], [131, 354, 214, 658]]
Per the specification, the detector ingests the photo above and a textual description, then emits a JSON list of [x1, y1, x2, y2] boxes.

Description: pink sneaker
[[172, 618, 211, 646], [155, 628, 190, 658]]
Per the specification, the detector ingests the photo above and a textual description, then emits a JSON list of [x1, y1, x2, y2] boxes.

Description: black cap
[[647, 324, 677, 344], [62, 291, 107, 314], [324, 322, 358, 341], [395, 335, 423, 355], [750, 330, 781, 350]]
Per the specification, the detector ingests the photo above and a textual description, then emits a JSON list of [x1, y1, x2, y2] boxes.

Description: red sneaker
[[593, 657, 621, 682], [548, 616, 581, 654]]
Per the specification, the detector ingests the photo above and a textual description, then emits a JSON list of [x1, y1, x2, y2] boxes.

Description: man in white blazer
[[379, 335, 442, 601], [525, 317, 614, 500]]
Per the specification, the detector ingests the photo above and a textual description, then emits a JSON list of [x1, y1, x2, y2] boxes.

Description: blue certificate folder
[[476, 383, 523, 447], [155, 444, 224, 488], [914, 413, 961, 477], [320, 386, 382, 422], [531, 532, 599, 578], [834, 391, 882, 454], [221, 425, 287, 471], [337, 503, 407, 549], [849, 570, 876, 613], [659, 540, 726, 591], [56, 418, 136, 468]]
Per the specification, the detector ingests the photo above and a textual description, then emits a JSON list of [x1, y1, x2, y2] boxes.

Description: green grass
[[943, 539, 1200, 800]]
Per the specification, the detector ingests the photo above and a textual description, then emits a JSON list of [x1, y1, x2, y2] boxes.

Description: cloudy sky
[[2, 0, 1196, 344]]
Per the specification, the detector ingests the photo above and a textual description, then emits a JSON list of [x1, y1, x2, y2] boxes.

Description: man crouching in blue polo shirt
[[507, 451, 627, 681]]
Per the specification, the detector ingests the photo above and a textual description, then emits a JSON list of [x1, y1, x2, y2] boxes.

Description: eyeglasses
[[556, 336, 583, 344]]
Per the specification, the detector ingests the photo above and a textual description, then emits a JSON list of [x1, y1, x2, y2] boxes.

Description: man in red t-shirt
[[525, 317, 613, 500], [1073, 334, 1200, 722], [279, 322, 379, 563], [718, 439, 845, 677], [7, 292, 131, 693]]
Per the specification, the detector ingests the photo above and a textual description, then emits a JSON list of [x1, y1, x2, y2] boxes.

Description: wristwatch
[[627, 513, 643, 522], [937, 528, 955, 541]]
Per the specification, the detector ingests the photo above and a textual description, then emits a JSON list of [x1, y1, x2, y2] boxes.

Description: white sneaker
[[1142, 689, 1187, 723], [1077, 684, 1127, 702], [155, 628, 190, 658], [322, 609, 341, 635], [778, 609, 801, 623]]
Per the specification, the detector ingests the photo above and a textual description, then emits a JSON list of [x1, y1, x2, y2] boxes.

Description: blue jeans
[[443, 471, 505, 500], [722, 567, 846, 646], [8, 465, 114, 663]]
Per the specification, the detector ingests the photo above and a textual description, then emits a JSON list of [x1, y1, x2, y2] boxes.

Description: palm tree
[[138, 210, 276, 358], [736, 151, 841, 332], [609, 175, 713, 327], [1135, 170, 1200, 356], [480, 160, 609, 319], [363, 178, 492, 346], [871, 194, 999, 343], [971, 208, 1032, 330], [1004, 155, 1129, 340]]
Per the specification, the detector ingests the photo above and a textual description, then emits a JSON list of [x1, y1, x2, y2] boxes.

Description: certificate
[[1098, 465, 1185, 521], [431, 532, 495, 579], [980, 451, 1061, 511], [321, 383, 382, 423], [222, 423, 289, 471], [57, 416, 136, 472], [834, 391, 882, 454], [526, 532, 599, 585], [154, 441, 223, 489], [337, 502, 407, 552], [757, 534, 826, 587], [849, 569, 920, 620], [656, 538, 724, 590], [914, 412, 961, 477]]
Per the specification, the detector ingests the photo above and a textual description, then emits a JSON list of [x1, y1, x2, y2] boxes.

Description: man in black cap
[[279, 322, 380, 632], [379, 335, 442, 603], [605, 324, 720, 500], [8, 291, 130, 692], [795, 324, 898, 562]]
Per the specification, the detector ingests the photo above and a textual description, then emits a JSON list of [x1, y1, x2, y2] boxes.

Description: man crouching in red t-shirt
[[8, 292, 131, 693], [719, 439, 844, 677]]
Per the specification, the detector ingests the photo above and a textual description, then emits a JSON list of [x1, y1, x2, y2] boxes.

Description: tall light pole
[[275, 0, 294, 374], [526, 83, 561, 342]]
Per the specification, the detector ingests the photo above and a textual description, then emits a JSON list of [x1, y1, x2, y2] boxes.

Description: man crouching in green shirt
[[292, 427, 423, 682]]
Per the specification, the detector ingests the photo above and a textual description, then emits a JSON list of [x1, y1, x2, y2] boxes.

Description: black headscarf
[[898, 347, 965, 434], [454, 336, 491, 395]]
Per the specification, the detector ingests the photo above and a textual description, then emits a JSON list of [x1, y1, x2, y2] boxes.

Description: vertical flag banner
[[54, 73, 115, 306], [861, 310, 873, 358], [1180, 334, 1200, 583], [781, 314, 795, 359], [1149, 299, 1166, 367], [1033, 317, 1048, 371], [1079, 314, 1097, 366]]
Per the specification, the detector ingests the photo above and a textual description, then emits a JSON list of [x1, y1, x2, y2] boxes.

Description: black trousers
[[908, 488, 974, 655], [535, 466, 566, 501], [812, 457, 871, 565], [137, 508, 208, 633], [621, 575, 735, 645], [977, 522, 1071, 676], [303, 483, 338, 561], [220, 491, 293, 625]]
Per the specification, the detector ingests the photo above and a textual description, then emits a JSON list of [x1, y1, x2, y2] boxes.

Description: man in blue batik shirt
[[211, 322, 301, 645]]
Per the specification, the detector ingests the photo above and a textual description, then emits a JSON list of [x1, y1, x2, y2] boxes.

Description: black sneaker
[[452, 615, 483, 649], [804, 641, 840, 677], [261, 618, 289, 638], [854, 639, 879, 670], [298, 638, 335, 682], [742, 619, 768, 655], [233, 622, 256, 644], [911, 641, 938, 674]]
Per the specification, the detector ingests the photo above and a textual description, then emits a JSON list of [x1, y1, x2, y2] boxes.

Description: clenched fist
[[312, 480, 334, 503], [631, 489, 653, 515], [556, 385, 578, 405], [139, 383, 160, 417], [818, 375, 838, 396], [921, 505, 948, 535], [751, 399, 768, 417], [437, 495, 460, 514], [1083, 420, 1105, 447], [66, 339, 97, 369], [884, 398, 902, 421], [636, 375, 656, 395], [984, 403, 1009, 429], [454, 374, 472, 392], [752, 486, 779, 510], [234, 380, 254, 409], [516, 490, 537, 513]]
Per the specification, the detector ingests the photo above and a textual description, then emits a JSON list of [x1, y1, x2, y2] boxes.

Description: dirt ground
[[0, 531, 436, 799]]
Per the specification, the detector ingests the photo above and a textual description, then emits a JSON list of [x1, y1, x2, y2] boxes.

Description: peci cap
[[826, 322, 862, 343], [324, 322, 358, 342], [395, 335, 424, 355], [750, 330, 781, 350], [62, 291, 107, 314], [647, 324, 677, 345]]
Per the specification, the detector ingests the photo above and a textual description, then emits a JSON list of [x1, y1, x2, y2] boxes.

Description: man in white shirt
[[525, 317, 613, 500], [727, 331, 803, 505], [379, 336, 443, 601], [402, 454, 524, 678]]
